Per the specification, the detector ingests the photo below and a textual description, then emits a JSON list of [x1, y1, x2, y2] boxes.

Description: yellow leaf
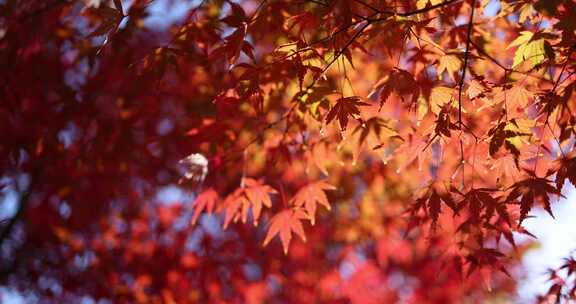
[[430, 86, 454, 114], [525, 39, 546, 66], [510, 118, 535, 134], [507, 31, 534, 49], [416, 0, 428, 9], [508, 31, 549, 68], [437, 54, 461, 81], [415, 0, 441, 9], [518, 4, 534, 23], [505, 135, 524, 150]]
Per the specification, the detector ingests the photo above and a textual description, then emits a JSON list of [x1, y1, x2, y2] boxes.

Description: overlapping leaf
[[325, 96, 369, 131], [412, 186, 457, 225], [507, 31, 555, 68], [222, 178, 277, 228], [488, 120, 531, 165], [191, 188, 219, 225], [369, 68, 418, 109], [506, 173, 563, 223], [554, 152, 576, 191], [290, 181, 336, 225]]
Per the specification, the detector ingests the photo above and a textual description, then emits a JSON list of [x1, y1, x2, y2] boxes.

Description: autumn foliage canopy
[[1, 0, 576, 302]]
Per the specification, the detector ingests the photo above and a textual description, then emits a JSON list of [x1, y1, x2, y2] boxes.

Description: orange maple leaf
[[262, 208, 308, 254], [290, 181, 336, 225], [222, 188, 248, 229], [243, 178, 277, 225], [191, 188, 219, 225], [222, 178, 277, 228]]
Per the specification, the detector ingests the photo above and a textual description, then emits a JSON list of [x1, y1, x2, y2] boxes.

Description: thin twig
[[532, 48, 574, 173], [369, 0, 462, 21], [454, 0, 477, 190], [457, 0, 476, 125]]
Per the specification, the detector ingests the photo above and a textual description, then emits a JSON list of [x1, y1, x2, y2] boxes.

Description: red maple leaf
[[506, 172, 563, 224], [325, 96, 369, 131], [554, 151, 576, 190], [412, 186, 457, 225]]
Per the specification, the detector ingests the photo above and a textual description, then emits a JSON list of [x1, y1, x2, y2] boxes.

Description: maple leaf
[[412, 186, 457, 225], [427, 190, 442, 224], [262, 208, 308, 254], [222, 178, 277, 228], [222, 188, 249, 229], [284, 12, 318, 37], [452, 188, 504, 233], [243, 178, 278, 225], [506, 173, 563, 224], [220, 2, 247, 27], [290, 181, 336, 225], [466, 248, 511, 291], [6, 0, 576, 300], [210, 22, 249, 65], [432, 104, 459, 139], [382, 123, 434, 173], [429, 86, 455, 115], [507, 31, 555, 68], [489, 154, 522, 182], [488, 120, 530, 165], [304, 141, 331, 175], [553, 152, 576, 191], [352, 117, 397, 148], [467, 79, 487, 100], [507, 85, 532, 110], [437, 52, 461, 81], [369, 68, 418, 109], [560, 257, 576, 277], [191, 188, 219, 225], [351, 117, 398, 164], [325, 96, 369, 131]]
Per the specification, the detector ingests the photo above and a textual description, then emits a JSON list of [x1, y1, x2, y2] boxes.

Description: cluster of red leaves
[[538, 256, 576, 303]]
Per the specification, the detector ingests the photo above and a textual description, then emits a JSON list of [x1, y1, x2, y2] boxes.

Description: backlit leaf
[[191, 188, 219, 225], [325, 96, 369, 131], [290, 181, 336, 225], [262, 208, 308, 254]]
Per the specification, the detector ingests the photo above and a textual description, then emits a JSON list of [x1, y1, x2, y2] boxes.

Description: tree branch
[[457, 0, 476, 125], [370, 0, 462, 21]]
